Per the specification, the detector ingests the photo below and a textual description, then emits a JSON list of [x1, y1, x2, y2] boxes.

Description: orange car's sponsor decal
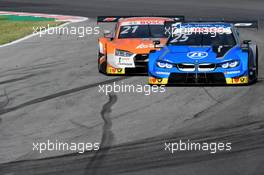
[[99, 37, 167, 55], [139, 20, 164, 25], [136, 43, 155, 49], [107, 64, 125, 74], [121, 20, 164, 26]]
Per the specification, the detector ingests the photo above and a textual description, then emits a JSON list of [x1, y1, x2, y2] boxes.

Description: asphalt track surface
[[0, 0, 264, 175]]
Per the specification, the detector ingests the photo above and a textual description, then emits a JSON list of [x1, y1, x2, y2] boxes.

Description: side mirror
[[241, 40, 252, 52], [243, 40, 251, 44], [153, 40, 161, 48], [103, 30, 113, 39]]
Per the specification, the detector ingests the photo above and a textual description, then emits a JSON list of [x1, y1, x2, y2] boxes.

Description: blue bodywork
[[148, 23, 250, 84]]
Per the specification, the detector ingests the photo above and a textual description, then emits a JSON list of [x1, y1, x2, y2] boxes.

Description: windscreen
[[118, 25, 166, 38], [166, 24, 237, 46]]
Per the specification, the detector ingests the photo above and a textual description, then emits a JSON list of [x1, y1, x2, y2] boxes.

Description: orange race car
[[97, 16, 184, 75]]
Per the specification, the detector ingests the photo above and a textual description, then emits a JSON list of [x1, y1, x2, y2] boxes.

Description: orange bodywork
[[98, 17, 172, 74]]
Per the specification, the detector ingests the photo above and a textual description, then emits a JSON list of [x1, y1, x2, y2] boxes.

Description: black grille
[[177, 64, 195, 69], [134, 54, 148, 67], [135, 54, 148, 61], [123, 54, 149, 74], [198, 64, 216, 69], [125, 67, 148, 74], [168, 73, 226, 84]]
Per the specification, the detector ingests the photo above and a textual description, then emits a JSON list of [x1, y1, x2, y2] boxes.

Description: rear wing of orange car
[[97, 16, 185, 23]]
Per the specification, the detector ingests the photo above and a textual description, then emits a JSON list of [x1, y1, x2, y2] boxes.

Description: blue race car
[[148, 22, 258, 85]]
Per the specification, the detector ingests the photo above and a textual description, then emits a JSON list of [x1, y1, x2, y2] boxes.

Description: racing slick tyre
[[248, 46, 258, 84], [256, 46, 259, 81], [98, 52, 107, 74]]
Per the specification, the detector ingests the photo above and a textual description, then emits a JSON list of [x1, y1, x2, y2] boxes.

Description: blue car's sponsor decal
[[187, 51, 208, 59]]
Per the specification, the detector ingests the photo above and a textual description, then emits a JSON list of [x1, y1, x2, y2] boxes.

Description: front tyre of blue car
[[248, 46, 258, 85]]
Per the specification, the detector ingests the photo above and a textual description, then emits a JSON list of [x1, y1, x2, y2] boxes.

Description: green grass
[[0, 17, 64, 45], [0, 15, 55, 21]]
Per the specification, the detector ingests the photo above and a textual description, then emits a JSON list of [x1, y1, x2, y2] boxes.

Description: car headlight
[[115, 49, 133, 57], [157, 61, 173, 69], [99, 42, 104, 53], [221, 62, 229, 69], [221, 60, 240, 69], [229, 61, 239, 68]]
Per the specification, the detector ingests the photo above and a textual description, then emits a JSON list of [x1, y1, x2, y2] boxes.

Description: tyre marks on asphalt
[[85, 93, 117, 175], [0, 89, 10, 123], [186, 87, 222, 120], [0, 89, 9, 109], [0, 74, 35, 85], [0, 118, 263, 175], [189, 86, 252, 120], [201, 87, 219, 103], [0, 89, 9, 124], [0, 60, 66, 78], [86, 120, 264, 175], [0, 77, 127, 116]]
